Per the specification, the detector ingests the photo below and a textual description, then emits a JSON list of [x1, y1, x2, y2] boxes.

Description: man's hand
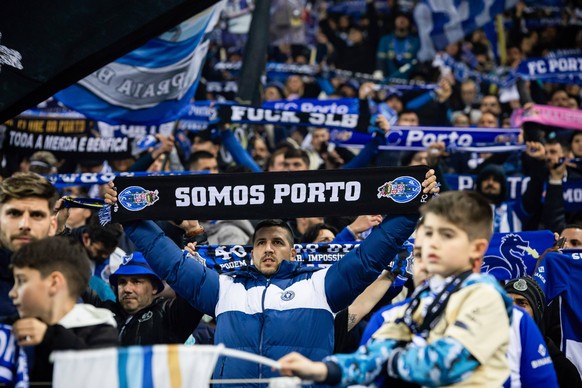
[[376, 115, 390, 134], [151, 134, 175, 160], [349, 215, 383, 234], [104, 182, 118, 205], [525, 141, 546, 161], [12, 318, 48, 346], [172, 220, 204, 236], [277, 352, 328, 382], [435, 78, 452, 103], [422, 169, 439, 195], [53, 197, 70, 235], [359, 82, 376, 100]]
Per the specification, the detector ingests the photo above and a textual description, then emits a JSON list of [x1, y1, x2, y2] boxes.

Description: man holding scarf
[[103, 170, 438, 385]]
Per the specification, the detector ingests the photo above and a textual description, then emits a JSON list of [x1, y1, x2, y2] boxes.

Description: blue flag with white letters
[[55, 2, 226, 125]]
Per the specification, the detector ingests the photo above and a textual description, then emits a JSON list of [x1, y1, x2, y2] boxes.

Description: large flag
[[55, 2, 225, 125], [414, 0, 518, 62], [51, 345, 221, 388], [0, 0, 223, 123]]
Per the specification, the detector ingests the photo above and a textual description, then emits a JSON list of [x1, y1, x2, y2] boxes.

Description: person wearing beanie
[[82, 252, 205, 346], [474, 142, 547, 232], [505, 276, 582, 388]]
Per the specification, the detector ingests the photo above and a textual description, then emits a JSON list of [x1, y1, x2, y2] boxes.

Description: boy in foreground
[[279, 191, 513, 387], [9, 236, 118, 382]]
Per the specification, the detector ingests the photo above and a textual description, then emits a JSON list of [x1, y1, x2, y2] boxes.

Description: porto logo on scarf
[[118, 186, 159, 212], [377, 176, 421, 204]]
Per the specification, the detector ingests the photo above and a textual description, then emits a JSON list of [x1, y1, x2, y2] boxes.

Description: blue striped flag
[[414, 0, 518, 62], [51, 345, 221, 388]]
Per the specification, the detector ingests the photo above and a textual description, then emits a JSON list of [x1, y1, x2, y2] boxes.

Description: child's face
[[9, 267, 51, 320], [421, 213, 482, 278]]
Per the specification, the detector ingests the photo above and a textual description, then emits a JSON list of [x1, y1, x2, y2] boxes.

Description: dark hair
[[267, 149, 287, 170], [562, 224, 582, 232], [283, 148, 310, 168], [420, 191, 493, 241], [188, 150, 216, 170], [11, 236, 91, 298], [0, 172, 59, 211], [301, 223, 339, 243], [252, 219, 295, 246], [85, 212, 122, 251]]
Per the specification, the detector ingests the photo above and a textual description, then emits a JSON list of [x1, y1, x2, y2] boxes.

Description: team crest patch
[[118, 186, 159, 211], [513, 278, 528, 292], [281, 291, 295, 301], [138, 311, 153, 323], [377, 176, 421, 203]]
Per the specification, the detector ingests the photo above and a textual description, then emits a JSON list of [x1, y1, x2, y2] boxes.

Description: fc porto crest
[[281, 291, 295, 301], [118, 186, 159, 212], [377, 176, 421, 204]]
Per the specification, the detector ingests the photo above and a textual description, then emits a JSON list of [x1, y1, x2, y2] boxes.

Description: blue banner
[[263, 98, 360, 115], [55, 3, 225, 125], [516, 56, 582, 85], [189, 230, 554, 281], [331, 126, 521, 151], [46, 171, 201, 188], [481, 230, 554, 280]]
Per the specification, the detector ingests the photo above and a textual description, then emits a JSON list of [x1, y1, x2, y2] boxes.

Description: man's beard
[[480, 189, 504, 205]]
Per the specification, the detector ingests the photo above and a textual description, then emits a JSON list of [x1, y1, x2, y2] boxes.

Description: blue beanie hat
[[109, 252, 165, 293]]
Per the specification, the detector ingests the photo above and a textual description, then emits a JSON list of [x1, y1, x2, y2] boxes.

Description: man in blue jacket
[[104, 170, 437, 384]]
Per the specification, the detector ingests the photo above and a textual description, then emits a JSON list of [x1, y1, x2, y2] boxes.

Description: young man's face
[[268, 153, 286, 172], [571, 134, 582, 158], [560, 227, 582, 248], [10, 266, 51, 321], [0, 197, 56, 252], [508, 293, 534, 318], [251, 226, 296, 276], [313, 229, 335, 243], [82, 234, 116, 264], [421, 213, 485, 278], [117, 275, 157, 315], [480, 176, 502, 196], [544, 143, 563, 167]]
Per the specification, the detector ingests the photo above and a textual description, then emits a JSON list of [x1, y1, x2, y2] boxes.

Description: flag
[[51, 345, 221, 388], [414, 0, 518, 62], [54, 2, 226, 125], [0, 0, 224, 123], [534, 249, 582, 374]]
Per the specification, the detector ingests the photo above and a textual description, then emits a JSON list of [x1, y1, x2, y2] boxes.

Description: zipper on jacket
[[258, 278, 271, 379]]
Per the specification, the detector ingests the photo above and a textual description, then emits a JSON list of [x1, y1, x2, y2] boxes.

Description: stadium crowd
[[1, 0, 582, 386]]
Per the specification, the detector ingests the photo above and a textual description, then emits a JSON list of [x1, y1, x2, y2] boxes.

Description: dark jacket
[[83, 290, 203, 346], [547, 337, 582, 388], [0, 248, 16, 319], [31, 323, 118, 383], [29, 304, 118, 383]]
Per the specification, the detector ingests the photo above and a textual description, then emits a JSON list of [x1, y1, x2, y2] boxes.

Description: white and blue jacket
[[123, 215, 417, 385]]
